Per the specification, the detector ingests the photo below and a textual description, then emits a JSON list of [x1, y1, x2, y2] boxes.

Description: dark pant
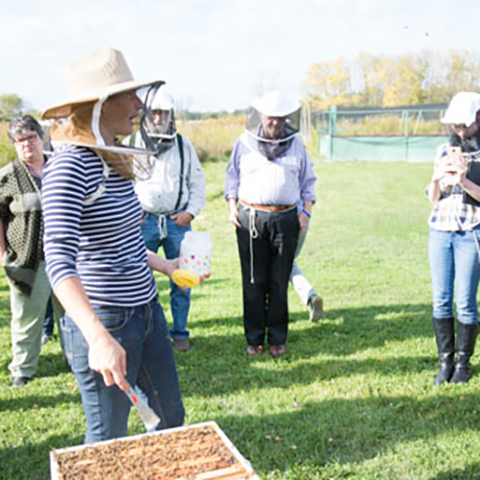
[[236, 206, 299, 346]]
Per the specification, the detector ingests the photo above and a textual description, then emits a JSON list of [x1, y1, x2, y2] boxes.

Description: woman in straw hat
[[41, 48, 184, 442], [427, 92, 480, 385]]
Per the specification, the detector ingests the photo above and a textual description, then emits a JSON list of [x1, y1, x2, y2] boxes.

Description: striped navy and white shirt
[[42, 146, 157, 307]]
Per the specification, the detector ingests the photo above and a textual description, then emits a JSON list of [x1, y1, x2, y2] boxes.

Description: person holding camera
[[428, 92, 480, 384]]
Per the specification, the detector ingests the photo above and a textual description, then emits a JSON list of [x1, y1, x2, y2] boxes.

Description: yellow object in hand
[[171, 269, 200, 288]]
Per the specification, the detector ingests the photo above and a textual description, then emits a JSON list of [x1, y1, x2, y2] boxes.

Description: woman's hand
[[431, 158, 458, 183], [54, 277, 130, 392], [88, 330, 129, 392]]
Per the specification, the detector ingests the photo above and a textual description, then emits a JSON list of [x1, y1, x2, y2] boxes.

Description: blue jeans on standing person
[[429, 227, 480, 325], [141, 213, 191, 340], [42, 297, 54, 337], [61, 298, 184, 443]]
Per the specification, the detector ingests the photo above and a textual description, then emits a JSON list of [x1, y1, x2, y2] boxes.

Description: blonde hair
[[50, 102, 134, 179]]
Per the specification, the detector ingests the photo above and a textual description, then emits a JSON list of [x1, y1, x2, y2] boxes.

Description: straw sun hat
[[42, 48, 162, 120]]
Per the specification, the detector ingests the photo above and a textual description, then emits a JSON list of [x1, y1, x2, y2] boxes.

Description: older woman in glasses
[[0, 115, 53, 387], [428, 92, 480, 385]]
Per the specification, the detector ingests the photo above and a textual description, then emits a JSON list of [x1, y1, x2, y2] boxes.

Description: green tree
[[0, 93, 24, 120]]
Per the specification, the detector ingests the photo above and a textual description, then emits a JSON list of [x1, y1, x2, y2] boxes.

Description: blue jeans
[[142, 213, 191, 339], [429, 227, 480, 325], [42, 297, 54, 337], [61, 298, 184, 443]]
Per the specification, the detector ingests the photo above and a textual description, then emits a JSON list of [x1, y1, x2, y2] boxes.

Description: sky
[[1, 0, 479, 113]]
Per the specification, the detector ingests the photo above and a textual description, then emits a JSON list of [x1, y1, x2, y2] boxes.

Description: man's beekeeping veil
[[143, 88, 177, 155], [245, 91, 301, 160]]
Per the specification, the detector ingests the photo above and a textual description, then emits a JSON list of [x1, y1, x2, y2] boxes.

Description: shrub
[[0, 123, 15, 168]]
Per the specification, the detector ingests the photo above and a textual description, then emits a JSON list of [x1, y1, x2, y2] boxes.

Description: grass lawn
[[1, 159, 479, 479]]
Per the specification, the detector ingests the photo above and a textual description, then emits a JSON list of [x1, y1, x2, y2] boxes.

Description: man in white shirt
[[127, 89, 206, 351]]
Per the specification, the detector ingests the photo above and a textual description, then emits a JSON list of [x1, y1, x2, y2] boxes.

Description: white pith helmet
[[250, 91, 301, 117]]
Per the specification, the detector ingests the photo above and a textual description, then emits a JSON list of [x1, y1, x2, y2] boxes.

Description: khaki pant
[[8, 262, 51, 378]]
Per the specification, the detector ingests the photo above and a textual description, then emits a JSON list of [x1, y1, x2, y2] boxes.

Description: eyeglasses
[[14, 133, 39, 145]]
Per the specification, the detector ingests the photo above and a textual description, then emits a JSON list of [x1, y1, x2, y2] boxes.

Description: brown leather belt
[[240, 200, 296, 213]]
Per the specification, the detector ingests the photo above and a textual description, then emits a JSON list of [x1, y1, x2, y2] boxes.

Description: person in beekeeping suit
[[225, 91, 316, 358], [125, 88, 206, 352]]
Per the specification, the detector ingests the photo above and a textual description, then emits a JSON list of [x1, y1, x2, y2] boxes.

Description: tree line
[[4, 49, 479, 120], [303, 49, 480, 111]]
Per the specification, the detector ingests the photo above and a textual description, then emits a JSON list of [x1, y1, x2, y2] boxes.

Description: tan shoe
[[308, 295, 324, 322], [269, 345, 287, 358], [173, 338, 190, 352]]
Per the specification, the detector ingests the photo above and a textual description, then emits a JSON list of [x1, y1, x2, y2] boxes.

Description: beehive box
[[50, 421, 259, 479]]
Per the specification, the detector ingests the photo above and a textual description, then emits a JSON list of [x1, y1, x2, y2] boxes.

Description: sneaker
[[41, 333, 53, 346], [308, 294, 324, 322], [12, 376, 31, 388], [172, 338, 190, 352]]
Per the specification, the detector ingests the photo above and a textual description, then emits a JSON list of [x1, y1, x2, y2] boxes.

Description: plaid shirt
[[428, 146, 480, 231]]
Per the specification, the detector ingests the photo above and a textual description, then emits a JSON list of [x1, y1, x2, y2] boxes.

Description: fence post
[[328, 105, 337, 162], [404, 110, 409, 162]]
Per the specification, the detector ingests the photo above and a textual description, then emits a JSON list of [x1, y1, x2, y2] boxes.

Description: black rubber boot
[[450, 322, 478, 384], [433, 317, 455, 385]]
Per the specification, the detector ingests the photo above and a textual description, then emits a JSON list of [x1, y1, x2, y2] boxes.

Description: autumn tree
[[303, 49, 480, 111], [441, 49, 480, 100], [382, 53, 428, 106], [354, 53, 390, 106], [303, 59, 355, 110]]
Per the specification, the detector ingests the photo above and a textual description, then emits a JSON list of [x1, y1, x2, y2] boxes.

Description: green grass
[[1, 160, 480, 479]]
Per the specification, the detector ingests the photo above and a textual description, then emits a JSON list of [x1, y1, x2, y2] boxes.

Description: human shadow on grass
[[212, 393, 480, 478], [0, 432, 84, 480], [0, 350, 70, 381], [431, 463, 480, 479], [178, 343, 438, 399], [191, 301, 433, 358], [176, 318, 443, 399], [0, 390, 81, 413]]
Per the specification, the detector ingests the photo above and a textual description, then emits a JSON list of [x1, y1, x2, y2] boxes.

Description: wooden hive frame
[[50, 421, 259, 479]]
